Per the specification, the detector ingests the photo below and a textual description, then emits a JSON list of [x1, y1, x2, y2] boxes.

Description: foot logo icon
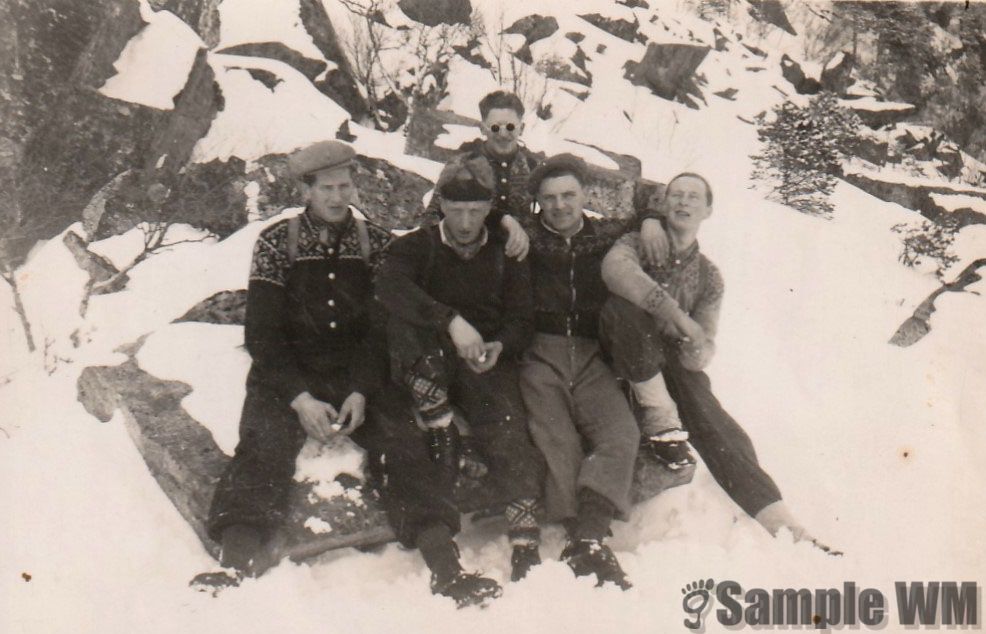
[[682, 579, 715, 630]]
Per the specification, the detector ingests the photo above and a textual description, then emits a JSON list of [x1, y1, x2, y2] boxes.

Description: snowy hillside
[[2, 1, 984, 633]]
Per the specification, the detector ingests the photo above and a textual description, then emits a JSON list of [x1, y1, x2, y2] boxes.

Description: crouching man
[[375, 153, 545, 605], [517, 154, 669, 589], [194, 141, 461, 595], [599, 172, 813, 543]]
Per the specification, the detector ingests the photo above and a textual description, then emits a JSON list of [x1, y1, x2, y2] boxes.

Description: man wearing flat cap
[[516, 153, 672, 589], [197, 140, 462, 597], [375, 152, 545, 603]]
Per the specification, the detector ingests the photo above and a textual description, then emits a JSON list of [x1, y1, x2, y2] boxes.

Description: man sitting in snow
[[599, 172, 816, 544], [194, 141, 463, 593], [375, 152, 545, 606], [426, 89, 537, 260], [516, 154, 669, 590]]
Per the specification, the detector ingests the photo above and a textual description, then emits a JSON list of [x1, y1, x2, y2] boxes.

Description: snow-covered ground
[[2, 1, 984, 632]]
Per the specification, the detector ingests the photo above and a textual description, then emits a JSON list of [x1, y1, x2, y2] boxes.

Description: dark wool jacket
[[375, 223, 534, 359], [426, 138, 540, 228], [522, 209, 661, 339], [245, 208, 393, 401]]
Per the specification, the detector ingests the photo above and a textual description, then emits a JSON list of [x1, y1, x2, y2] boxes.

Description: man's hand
[[465, 341, 502, 374], [290, 392, 339, 443], [640, 218, 669, 266], [336, 392, 367, 435], [501, 214, 530, 261], [448, 314, 486, 361], [674, 313, 706, 346]]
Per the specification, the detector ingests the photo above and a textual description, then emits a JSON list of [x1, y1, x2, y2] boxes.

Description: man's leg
[[382, 317, 503, 605], [203, 374, 309, 582], [570, 342, 640, 524], [519, 335, 586, 524], [451, 358, 546, 580], [599, 296, 694, 469], [661, 356, 783, 518]]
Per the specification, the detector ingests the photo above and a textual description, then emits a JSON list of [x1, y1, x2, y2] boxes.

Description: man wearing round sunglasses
[[426, 90, 539, 260]]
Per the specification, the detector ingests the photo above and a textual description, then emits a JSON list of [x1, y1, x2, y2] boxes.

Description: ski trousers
[[206, 364, 460, 548], [599, 296, 783, 517]]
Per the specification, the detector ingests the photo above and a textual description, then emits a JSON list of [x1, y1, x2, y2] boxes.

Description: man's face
[[440, 199, 492, 244], [480, 108, 524, 157], [301, 165, 356, 223], [663, 176, 711, 233], [537, 174, 586, 237]]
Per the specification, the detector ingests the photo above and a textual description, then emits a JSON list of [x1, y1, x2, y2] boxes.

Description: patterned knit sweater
[[246, 208, 393, 400], [601, 232, 724, 370]]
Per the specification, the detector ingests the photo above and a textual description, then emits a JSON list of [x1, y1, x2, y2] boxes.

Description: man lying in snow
[[191, 141, 465, 596], [599, 172, 827, 547], [516, 154, 668, 589], [374, 154, 545, 607]]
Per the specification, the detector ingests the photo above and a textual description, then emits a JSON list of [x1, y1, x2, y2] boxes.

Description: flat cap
[[435, 153, 495, 201], [287, 140, 356, 178], [528, 153, 588, 195]]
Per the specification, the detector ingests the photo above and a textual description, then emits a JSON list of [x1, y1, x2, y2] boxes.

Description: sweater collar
[[439, 219, 489, 260]]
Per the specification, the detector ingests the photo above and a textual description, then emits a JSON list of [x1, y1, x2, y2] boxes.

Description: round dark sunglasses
[[490, 123, 516, 133]]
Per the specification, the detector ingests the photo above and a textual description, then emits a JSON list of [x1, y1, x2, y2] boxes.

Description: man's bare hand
[[465, 341, 503, 374], [336, 392, 367, 435], [290, 392, 339, 443], [640, 218, 669, 266], [674, 314, 706, 346], [501, 214, 530, 261], [448, 314, 486, 361]]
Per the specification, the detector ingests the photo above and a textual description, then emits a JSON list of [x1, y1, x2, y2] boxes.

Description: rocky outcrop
[[13, 0, 165, 263], [298, 0, 372, 122], [215, 42, 327, 81], [844, 171, 986, 227], [780, 54, 820, 95], [820, 51, 854, 95], [504, 15, 559, 46], [625, 43, 710, 109], [176, 289, 247, 325], [579, 13, 643, 44], [78, 346, 692, 563], [397, 0, 472, 27], [404, 106, 481, 164], [844, 99, 916, 129], [747, 0, 797, 36]]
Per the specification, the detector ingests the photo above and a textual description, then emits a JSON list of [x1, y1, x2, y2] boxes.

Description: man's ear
[[298, 181, 311, 203], [479, 121, 491, 138]]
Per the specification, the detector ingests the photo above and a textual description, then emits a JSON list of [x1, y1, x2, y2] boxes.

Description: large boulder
[[13, 0, 165, 262], [397, 0, 472, 27], [78, 348, 692, 564], [625, 43, 710, 109]]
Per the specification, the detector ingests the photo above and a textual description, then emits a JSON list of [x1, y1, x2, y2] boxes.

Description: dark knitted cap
[[436, 153, 495, 201], [528, 153, 588, 195], [287, 140, 356, 178]]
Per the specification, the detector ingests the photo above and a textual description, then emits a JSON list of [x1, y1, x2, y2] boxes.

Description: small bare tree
[[339, 0, 469, 128]]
